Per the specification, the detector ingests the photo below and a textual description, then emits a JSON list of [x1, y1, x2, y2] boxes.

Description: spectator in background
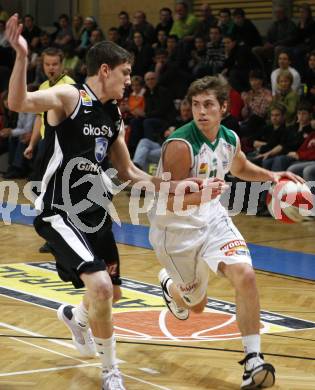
[[0, 91, 36, 179], [119, 75, 145, 125], [76, 16, 97, 56], [0, 19, 8, 47], [107, 27, 121, 46], [273, 70, 299, 126], [0, 90, 18, 157], [194, 3, 217, 40], [290, 3, 315, 69], [261, 101, 313, 172], [252, 6, 297, 75], [133, 99, 192, 171], [0, 3, 8, 22], [129, 31, 154, 77], [62, 45, 81, 79], [117, 11, 132, 48], [217, 8, 234, 36], [128, 71, 175, 156], [248, 103, 287, 163], [271, 50, 301, 95], [222, 33, 258, 92], [129, 10, 155, 45], [166, 34, 186, 66], [188, 35, 208, 78], [233, 8, 262, 49], [154, 48, 192, 100], [204, 25, 225, 75], [53, 14, 73, 48], [155, 7, 173, 36], [22, 14, 41, 51], [90, 28, 105, 46], [169, 1, 199, 41], [72, 15, 84, 46], [152, 29, 168, 50], [36, 31, 51, 54], [241, 69, 272, 136], [304, 50, 315, 107]]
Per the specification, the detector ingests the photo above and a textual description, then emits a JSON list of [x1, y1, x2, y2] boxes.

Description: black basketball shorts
[[34, 210, 121, 288]]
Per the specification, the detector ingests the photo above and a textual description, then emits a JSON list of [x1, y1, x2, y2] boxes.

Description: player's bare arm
[[231, 143, 304, 184], [6, 14, 78, 121], [163, 140, 227, 210]]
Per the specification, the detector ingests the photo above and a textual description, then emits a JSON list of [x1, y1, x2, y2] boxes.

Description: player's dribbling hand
[[271, 171, 305, 184], [5, 14, 28, 57]]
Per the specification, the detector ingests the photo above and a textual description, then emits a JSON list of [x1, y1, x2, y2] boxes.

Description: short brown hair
[[42, 47, 64, 63], [186, 76, 229, 107]]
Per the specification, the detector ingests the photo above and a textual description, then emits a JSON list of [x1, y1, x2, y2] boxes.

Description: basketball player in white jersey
[[5, 14, 226, 390], [149, 76, 303, 389]]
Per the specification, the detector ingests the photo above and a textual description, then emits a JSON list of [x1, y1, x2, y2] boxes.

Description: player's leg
[[152, 226, 209, 319], [202, 213, 275, 389]]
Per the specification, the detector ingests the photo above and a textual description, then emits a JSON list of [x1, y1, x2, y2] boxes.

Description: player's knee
[[90, 279, 113, 302], [237, 267, 257, 292]]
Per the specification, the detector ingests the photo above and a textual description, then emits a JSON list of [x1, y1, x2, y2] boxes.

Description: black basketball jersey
[[35, 83, 122, 215]]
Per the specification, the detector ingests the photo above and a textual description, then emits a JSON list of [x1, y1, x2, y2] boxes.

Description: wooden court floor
[[0, 178, 314, 389]]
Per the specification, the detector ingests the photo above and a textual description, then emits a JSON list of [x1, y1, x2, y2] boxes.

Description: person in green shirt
[[169, 1, 199, 41]]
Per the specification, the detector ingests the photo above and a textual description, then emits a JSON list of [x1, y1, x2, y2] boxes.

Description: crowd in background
[[0, 1, 315, 215]]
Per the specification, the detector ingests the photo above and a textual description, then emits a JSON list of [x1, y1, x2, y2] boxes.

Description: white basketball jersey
[[148, 121, 239, 229]]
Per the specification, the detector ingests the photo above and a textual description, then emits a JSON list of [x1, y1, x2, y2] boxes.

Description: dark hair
[[210, 25, 222, 34], [270, 102, 287, 115], [186, 76, 229, 107], [86, 41, 133, 76], [249, 69, 264, 80], [42, 47, 64, 62], [24, 14, 34, 21], [233, 8, 245, 17], [308, 50, 315, 58], [160, 7, 172, 15], [108, 27, 119, 33], [119, 11, 129, 18], [177, 2, 188, 10], [297, 100, 313, 113], [277, 49, 291, 61], [219, 8, 231, 16], [59, 14, 69, 22]]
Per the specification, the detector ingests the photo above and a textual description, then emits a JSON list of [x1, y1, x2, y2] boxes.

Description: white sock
[[94, 335, 117, 371], [73, 302, 89, 327], [242, 334, 261, 355]]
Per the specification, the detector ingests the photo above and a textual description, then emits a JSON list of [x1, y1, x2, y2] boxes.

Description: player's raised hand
[[5, 13, 28, 57]]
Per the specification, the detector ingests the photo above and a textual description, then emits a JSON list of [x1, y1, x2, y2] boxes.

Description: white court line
[[123, 373, 172, 390], [1, 321, 169, 389], [0, 363, 99, 377], [158, 310, 179, 341], [10, 337, 89, 364], [0, 321, 75, 350]]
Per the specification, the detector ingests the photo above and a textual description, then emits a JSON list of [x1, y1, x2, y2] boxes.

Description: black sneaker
[[239, 352, 275, 389], [158, 268, 189, 320]]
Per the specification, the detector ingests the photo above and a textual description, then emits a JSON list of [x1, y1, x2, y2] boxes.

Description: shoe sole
[[242, 363, 275, 389]]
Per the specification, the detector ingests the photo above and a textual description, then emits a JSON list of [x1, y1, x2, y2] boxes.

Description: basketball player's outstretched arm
[[109, 131, 226, 201], [6, 14, 77, 116], [231, 143, 304, 183]]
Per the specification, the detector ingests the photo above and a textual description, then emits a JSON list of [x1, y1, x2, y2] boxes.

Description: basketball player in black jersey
[[5, 14, 226, 390]]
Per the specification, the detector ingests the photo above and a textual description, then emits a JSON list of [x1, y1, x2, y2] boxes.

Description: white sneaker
[[158, 268, 189, 320], [240, 352, 275, 389], [57, 304, 96, 357], [102, 366, 126, 390]]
